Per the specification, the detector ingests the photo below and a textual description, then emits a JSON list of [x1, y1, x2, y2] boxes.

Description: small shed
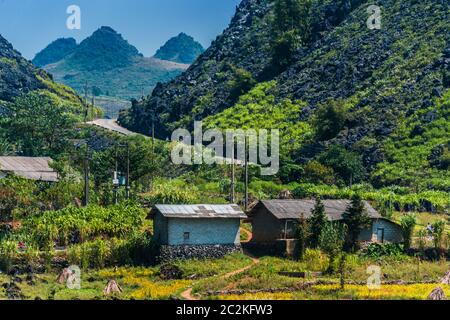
[[150, 204, 248, 260], [249, 200, 403, 244], [0, 157, 58, 182]]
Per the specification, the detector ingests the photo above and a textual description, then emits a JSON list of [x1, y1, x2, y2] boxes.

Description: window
[[183, 232, 190, 241]]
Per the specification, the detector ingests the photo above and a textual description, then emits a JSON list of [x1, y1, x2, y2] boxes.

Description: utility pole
[[150, 108, 155, 191], [113, 147, 119, 205], [91, 87, 95, 111], [244, 135, 249, 211], [230, 146, 235, 204], [84, 81, 89, 122], [83, 144, 90, 206], [126, 143, 130, 199]]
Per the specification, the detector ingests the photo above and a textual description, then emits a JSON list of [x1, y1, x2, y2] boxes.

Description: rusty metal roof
[[153, 204, 247, 219], [256, 199, 381, 220], [0, 157, 58, 182]]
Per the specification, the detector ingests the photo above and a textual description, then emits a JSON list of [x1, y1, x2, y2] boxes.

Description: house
[[150, 204, 247, 260], [0, 157, 58, 182], [249, 200, 403, 244]]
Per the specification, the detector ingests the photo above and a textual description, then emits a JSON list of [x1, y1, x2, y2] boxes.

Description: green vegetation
[[22, 202, 146, 248], [43, 26, 187, 101], [400, 214, 417, 251], [205, 81, 313, 156], [342, 195, 371, 251], [154, 32, 204, 64], [373, 90, 450, 191], [318, 223, 345, 273], [271, 0, 312, 70], [313, 98, 348, 141], [308, 197, 326, 248], [0, 92, 79, 157]]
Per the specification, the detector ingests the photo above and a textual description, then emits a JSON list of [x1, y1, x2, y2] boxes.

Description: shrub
[[139, 179, 199, 205], [24, 201, 146, 248], [302, 161, 336, 185], [319, 222, 346, 273], [313, 99, 348, 141], [318, 145, 365, 185], [400, 214, 417, 250], [67, 232, 155, 269], [432, 221, 446, 250], [363, 243, 405, 259], [0, 240, 16, 272], [303, 249, 328, 272]]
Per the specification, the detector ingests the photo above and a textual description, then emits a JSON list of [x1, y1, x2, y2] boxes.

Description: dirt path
[[180, 250, 260, 301]]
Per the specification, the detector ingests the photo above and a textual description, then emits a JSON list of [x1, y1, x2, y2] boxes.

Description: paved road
[[87, 119, 137, 136]]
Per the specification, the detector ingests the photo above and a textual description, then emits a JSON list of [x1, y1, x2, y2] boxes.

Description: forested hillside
[[120, 0, 449, 192]]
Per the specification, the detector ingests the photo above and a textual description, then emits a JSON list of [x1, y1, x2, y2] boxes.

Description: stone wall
[[159, 244, 242, 261]]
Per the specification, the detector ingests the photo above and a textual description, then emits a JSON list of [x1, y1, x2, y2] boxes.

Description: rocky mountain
[[32, 38, 77, 68], [154, 32, 205, 64], [0, 34, 82, 105], [0, 34, 47, 102], [119, 0, 450, 190], [39, 26, 188, 101]]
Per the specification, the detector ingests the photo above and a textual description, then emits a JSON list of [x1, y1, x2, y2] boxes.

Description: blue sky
[[0, 0, 241, 59]]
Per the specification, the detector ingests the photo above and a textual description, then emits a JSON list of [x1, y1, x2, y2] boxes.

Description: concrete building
[[150, 204, 247, 260], [249, 200, 403, 244]]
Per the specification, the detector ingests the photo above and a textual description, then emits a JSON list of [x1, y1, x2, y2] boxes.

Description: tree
[[1, 92, 77, 157], [319, 222, 345, 274], [432, 221, 446, 252], [400, 214, 417, 251], [272, 30, 301, 70], [227, 66, 256, 102], [314, 99, 347, 141], [273, 0, 312, 41], [272, 0, 313, 71], [342, 194, 371, 252], [309, 197, 327, 248], [92, 86, 102, 97], [338, 253, 347, 290], [0, 138, 13, 156], [318, 145, 365, 186], [294, 213, 309, 261], [302, 160, 335, 184]]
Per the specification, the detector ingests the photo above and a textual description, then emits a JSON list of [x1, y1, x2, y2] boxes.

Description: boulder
[[427, 287, 446, 300], [104, 280, 123, 296], [440, 271, 450, 285]]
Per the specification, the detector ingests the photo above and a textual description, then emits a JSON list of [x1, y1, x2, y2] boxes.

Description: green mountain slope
[[120, 0, 449, 192], [32, 38, 77, 68], [40, 27, 188, 101], [0, 34, 83, 107], [154, 32, 205, 64]]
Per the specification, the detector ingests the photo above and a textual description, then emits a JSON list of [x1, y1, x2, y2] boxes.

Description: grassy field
[[0, 251, 448, 300]]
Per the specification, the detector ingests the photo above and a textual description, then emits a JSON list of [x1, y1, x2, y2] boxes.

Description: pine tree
[[342, 194, 371, 251], [309, 197, 327, 248]]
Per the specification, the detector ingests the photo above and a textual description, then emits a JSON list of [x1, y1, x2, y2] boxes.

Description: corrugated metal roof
[[153, 204, 247, 219], [257, 199, 381, 220], [0, 157, 58, 182]]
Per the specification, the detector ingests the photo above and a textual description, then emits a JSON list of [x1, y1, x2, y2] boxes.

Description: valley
[[0, 0, 449, 302]]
